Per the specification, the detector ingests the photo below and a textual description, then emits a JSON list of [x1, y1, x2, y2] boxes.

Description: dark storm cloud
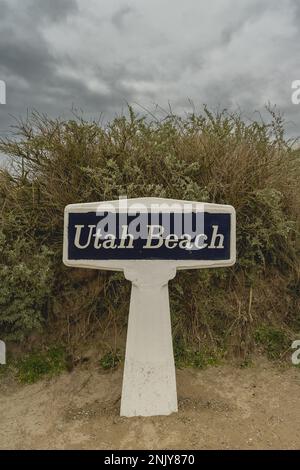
[[0, 0, 9, 20], [0, 27, 53, 81], [291, 0, 300, 24], [0, 0, 78, 81], [1, 0, 300, 158], [0, 0, 133, 140], [29, 0, 79, 23], [111, 5, 135, 30]]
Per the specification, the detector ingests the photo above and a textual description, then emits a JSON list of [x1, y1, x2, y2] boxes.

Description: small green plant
[[255, 326, 289, 360], [191, 351, 209, 369], [174, 337, 220, 369], [17, 347, 66, 383], [0, 363, 8, 378], [239, 358, 253, 368], [99, 350, 121, 370]]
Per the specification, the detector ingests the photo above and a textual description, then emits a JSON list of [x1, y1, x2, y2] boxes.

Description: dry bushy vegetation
[[0, 107, 299, 365]]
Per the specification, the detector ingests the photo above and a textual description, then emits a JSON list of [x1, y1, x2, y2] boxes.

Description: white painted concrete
[[121, 265, 177, 417]]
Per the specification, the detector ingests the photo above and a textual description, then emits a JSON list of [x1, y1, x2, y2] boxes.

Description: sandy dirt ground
[[0, 358, 299, 450]]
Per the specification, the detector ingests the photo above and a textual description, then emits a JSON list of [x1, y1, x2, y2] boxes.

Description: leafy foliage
[[0, 231, 53, 340], [255, 326, 289, 360], [99, 349, 121, 370], [0, 106, 299, 360]]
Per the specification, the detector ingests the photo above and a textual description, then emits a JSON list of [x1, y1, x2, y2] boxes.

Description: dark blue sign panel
[[67, 211, 231, 261]]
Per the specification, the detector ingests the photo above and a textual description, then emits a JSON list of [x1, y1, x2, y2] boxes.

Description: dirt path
[[0, 359, 299, 450]]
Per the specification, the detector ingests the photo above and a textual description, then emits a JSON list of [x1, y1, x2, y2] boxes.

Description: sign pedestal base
[[121, 264, 177, 417]]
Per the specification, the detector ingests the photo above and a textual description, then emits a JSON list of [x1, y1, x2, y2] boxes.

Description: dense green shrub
[[0, 231, 53, 340], [0, 106, 299, 359]]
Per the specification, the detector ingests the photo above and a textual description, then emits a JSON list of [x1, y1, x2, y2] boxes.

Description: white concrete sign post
[[63, 197, 236, 417]]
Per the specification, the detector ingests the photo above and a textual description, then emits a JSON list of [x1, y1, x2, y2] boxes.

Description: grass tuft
[[99, 350, 121, 370], [16, 347, 66, 384]]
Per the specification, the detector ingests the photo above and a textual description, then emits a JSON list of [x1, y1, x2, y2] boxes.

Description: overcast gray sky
[[1, 0, 300, 148]]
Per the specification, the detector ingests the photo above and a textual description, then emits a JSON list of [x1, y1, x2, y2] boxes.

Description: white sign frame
[[63, 197, 236, 271]]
